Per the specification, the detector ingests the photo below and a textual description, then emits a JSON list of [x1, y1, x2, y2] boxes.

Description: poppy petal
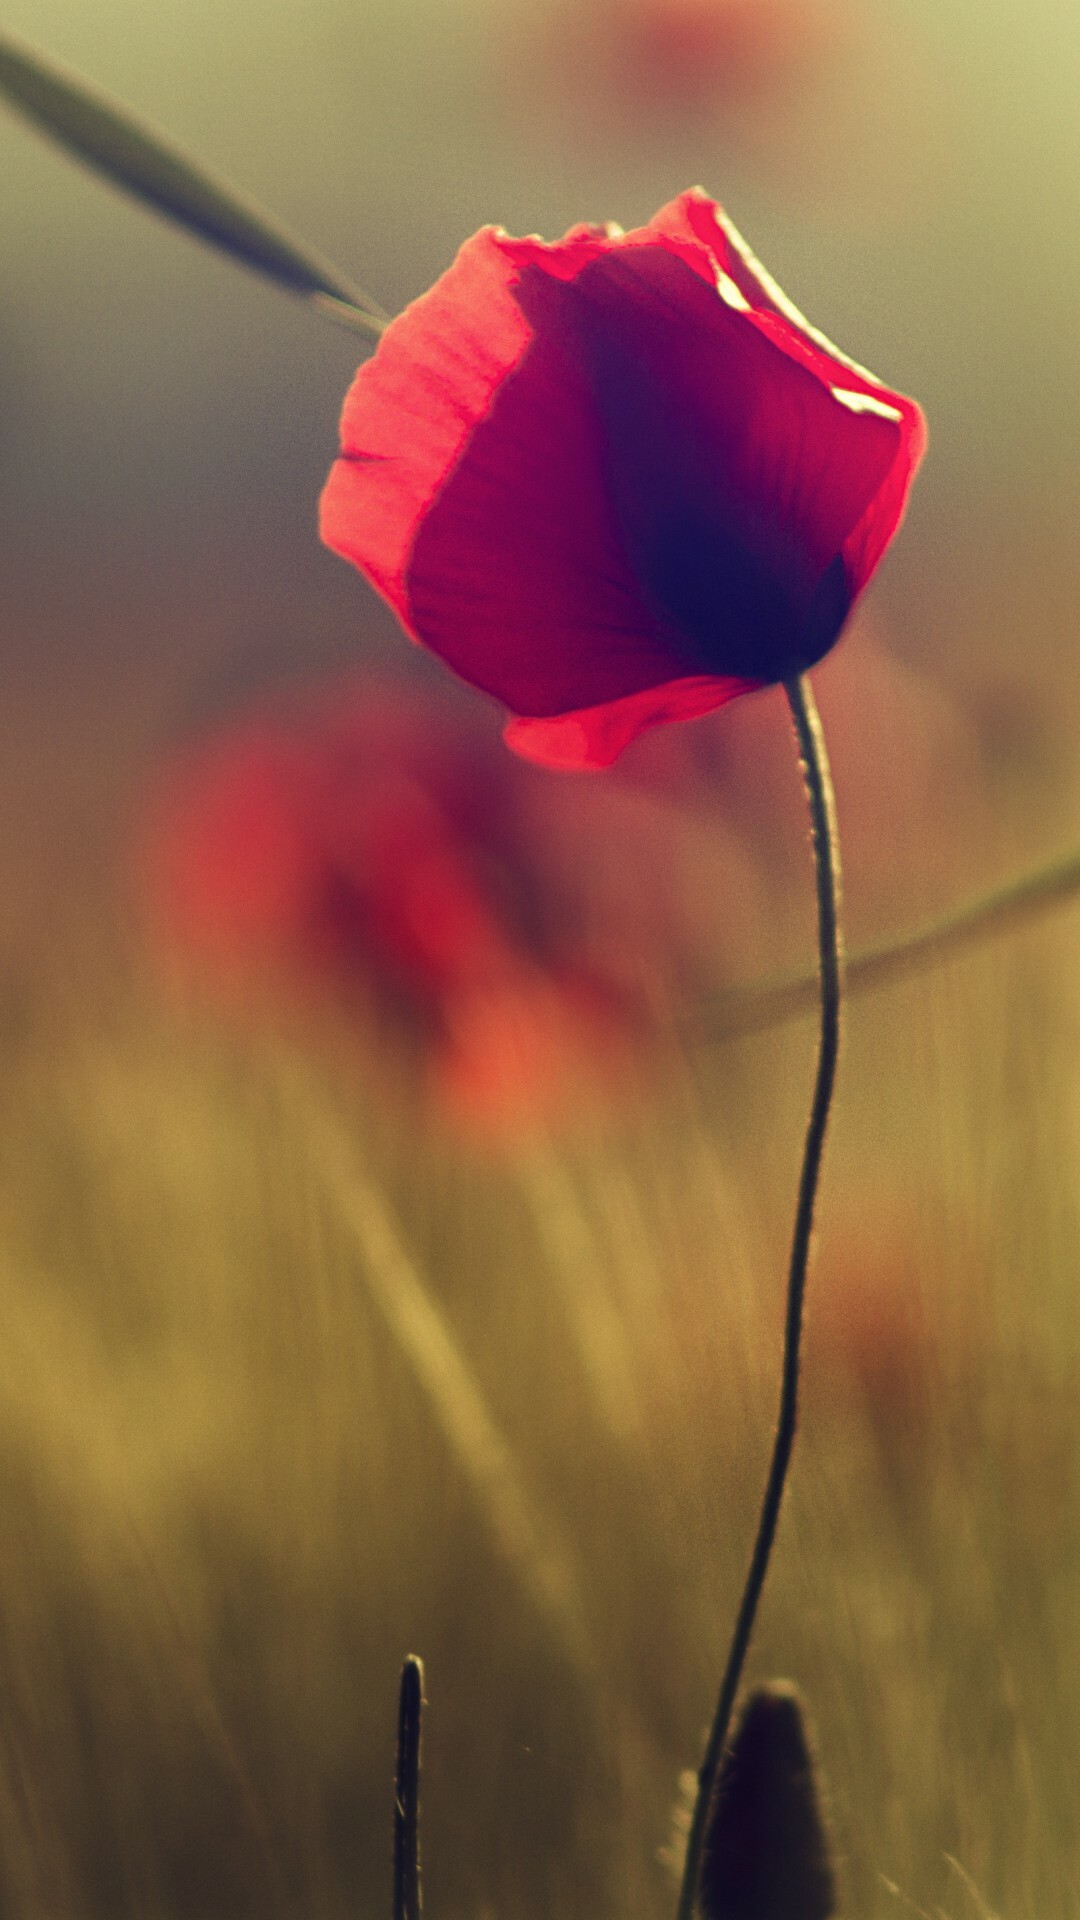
[[503, 674, 756, 771], [321, 188, 926, 767]]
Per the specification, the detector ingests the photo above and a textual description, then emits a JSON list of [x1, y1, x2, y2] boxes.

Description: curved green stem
[[675, 673, 843, 1920]]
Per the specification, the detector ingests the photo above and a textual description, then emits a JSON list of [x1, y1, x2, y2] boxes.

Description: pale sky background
[[2, 0, 1075, 538]]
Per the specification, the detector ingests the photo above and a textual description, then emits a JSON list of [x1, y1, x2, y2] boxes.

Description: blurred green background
[[1, 1, 1080, 1915]]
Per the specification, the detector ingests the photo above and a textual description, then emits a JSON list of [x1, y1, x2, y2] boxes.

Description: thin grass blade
[[393, 1657, 424, 1920], [0, 29, 385, 336]]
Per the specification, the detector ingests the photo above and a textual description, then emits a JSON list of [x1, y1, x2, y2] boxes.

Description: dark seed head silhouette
[[699, 1683, 837, 1920]]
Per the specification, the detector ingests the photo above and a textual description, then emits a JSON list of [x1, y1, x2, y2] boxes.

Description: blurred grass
[[0, 896, 1076, 1917]]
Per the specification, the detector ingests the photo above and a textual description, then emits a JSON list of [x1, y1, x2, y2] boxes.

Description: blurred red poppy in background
[[321, 189, 925, 771], [524, 0, 840, 120], [138, 681, 746, 1135]]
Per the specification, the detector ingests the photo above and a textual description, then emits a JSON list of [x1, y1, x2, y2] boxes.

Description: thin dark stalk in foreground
[[675, 673, 843, 1920], [393, 1656, 424, 1920]]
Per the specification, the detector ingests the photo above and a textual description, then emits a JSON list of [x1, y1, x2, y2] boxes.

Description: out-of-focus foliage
[[1, 905, 1079, 1916]]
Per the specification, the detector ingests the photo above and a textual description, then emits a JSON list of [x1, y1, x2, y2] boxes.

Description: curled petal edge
[[503, 674, 760, 771]]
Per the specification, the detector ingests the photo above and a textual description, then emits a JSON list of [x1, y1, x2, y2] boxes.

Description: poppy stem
[[674, 671, 843, 1920]]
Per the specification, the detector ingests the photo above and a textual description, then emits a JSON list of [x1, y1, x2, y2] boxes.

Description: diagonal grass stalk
[[514, 1141, 645, 1448], [282, 1066, 595, 1682], [0, 29, 386, 339], [690, 842, 1080, 1044]]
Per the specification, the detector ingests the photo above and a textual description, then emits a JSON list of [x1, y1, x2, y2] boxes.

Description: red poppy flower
[[320, 188, 925, 771]]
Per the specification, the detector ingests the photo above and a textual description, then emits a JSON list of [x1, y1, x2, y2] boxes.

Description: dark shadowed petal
[[550, 247, 904, 677], [660, 195, 928, 572], [404, 264, 717, 717]]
